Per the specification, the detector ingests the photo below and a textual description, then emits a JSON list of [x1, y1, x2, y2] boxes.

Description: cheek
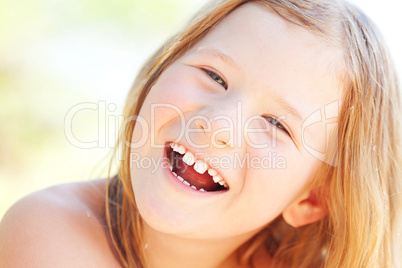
[[239, 146, 319, 220], [301, 117, 339, 166], [130, 82, 190, 147], [303, 122, 329, 154], [147, 64, 204, 106], [299, 99, 340, 161], [136, 74, 200, 128], [134, 68, 214, 147]]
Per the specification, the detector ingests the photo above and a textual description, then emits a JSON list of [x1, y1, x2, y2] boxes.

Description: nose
[[193, 115, 233, 148], [185, 102, 241, 149]]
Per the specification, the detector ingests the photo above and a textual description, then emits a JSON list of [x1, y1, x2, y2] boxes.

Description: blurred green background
[[1, 0, 401, 220], [0, 0, 209, 219]]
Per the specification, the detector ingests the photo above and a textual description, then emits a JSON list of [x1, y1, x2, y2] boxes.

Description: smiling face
[[130, 3, 343, 240]]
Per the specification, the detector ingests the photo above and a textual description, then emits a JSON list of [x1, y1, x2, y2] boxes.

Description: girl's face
[[130, 3, 343, 239]]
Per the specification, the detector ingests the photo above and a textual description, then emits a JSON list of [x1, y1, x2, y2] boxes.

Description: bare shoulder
[[0, 179, 121, 268]]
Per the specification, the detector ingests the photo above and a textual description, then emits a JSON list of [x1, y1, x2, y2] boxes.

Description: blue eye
[[264, 116, 290, 136], [204, 69, 228, 90]]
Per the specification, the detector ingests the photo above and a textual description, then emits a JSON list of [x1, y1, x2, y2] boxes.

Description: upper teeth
[[193, 161, 208, 174], [169, 142, 228, 188], [173, 143, 179, 151], [182, 151, 195, 166], [212, 175, 222, 183], [208, 169, 217, 176], [178, 145, 186, 154]]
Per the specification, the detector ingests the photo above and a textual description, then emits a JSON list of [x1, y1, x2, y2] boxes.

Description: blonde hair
[[105, 0, 402, 267]]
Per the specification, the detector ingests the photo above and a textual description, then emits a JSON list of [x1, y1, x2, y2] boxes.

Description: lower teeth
[[170, 165, 206, 192]]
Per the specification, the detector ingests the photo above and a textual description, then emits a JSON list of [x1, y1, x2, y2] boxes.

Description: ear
[[282, 189, 328, 228]]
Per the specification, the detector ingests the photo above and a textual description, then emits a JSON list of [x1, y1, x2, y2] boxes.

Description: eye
[[264, 116, 290, 136], [204, 69, 228, 90]]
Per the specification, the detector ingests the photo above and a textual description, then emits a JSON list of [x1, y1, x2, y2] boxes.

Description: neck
[[142, 223, 261, 268]]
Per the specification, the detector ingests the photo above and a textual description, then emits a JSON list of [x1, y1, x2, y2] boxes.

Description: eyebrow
[[273, 97, 303, 123], [194, 47, 240, 70]]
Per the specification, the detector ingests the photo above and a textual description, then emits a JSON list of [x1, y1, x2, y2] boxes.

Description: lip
[[162, 142, 228, 196]]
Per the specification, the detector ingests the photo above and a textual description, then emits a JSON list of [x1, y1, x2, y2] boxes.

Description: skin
[[0, 180, 121, 267], [0, 3, 344, 268], [129, 3, 343, 268]]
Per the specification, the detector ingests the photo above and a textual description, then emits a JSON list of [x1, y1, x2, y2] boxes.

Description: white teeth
[[171, 143, 186, 155], [182, 152, 195, 166], [172, 171, 177, 177], [173, 143, 179, 152], [193, 161, 208, 174], [213, 175, 228, 188], [169, 142, 228, 190], [208, 169, 217, 176], [213, 175, 222, 183], [178, 145, 186, 154]]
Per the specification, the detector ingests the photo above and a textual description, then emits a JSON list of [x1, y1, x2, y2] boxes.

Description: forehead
[[187, 2, 344, 118]]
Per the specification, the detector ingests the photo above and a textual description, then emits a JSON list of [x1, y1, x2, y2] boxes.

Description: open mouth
[[166, 142, 229, 192]]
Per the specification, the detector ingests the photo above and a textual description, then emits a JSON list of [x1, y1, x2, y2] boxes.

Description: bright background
[[1, 0, 401, 220]]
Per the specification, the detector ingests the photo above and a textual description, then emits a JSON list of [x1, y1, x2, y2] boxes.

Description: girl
[[1, 0, 401, 267]]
